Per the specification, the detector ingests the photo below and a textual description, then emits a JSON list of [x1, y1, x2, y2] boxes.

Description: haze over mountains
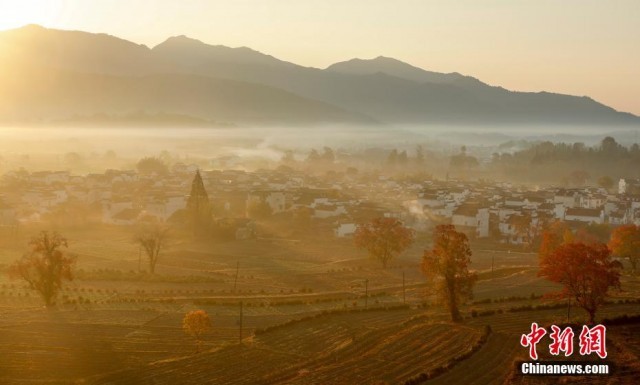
[[0, 24, 638, 128]]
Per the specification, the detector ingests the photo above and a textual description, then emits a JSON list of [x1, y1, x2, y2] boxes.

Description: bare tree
[[134, 223, 170, 274], [8, 231, 75, 307]]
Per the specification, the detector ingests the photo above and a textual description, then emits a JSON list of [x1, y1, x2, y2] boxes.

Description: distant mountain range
[[0, 24, 638, 127]]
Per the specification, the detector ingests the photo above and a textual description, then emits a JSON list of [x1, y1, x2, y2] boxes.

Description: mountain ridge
[[0, 24, 637, 127]]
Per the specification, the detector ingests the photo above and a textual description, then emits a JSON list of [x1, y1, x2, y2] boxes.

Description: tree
[[64, 152, 83, 166], [136, 156, 168, 175], [450, 146, 479, 169], [575, 223, 611, 245], [600, 136, 621, 156], [511, 214, 535, 249], [597, 176, 614, 191], [306, 149, 320, 163], [134, 223, 170, 274], [186, 170, 212, 238], [539, 242, 621, 323], [292, 206, 313, 228], [422, 225, 477, 322], [321, 147, 335, 163], [569, 170, 589, 186], [183, 310, 212, 352], [281, 150, 296, 165], [247, 199, 273, 220], [609, 224, 640, 273], [354, 217, 414, 268], [415, 145, 425, 166], [8, 231, 75, 307], [387, 149, 398, 167], [397, 150, 408, 165], [538, 220, 572, 264]]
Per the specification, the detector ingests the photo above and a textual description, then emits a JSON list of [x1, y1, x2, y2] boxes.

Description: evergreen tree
[[306, 149, 320, 163], [187, 170, 212, 238], [387, 149, 398, 166], [415, 145, 425, 166], [397, 150, 408, 165]]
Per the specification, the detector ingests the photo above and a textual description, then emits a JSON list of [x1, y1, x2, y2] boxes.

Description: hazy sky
[[1, 0, 639, 115]]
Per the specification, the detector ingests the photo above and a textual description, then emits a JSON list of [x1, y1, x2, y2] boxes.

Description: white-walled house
[[554, 204, 566, 220], [452, 205, 490, 238], [564, 207, 604, 224], [145, 195, 187, 221], [335, 223, 357, 237], [554, 191, 579, 208], [30, 171, 70, 185], [313, 203, 347, 219], [580, 194, 606, 209]]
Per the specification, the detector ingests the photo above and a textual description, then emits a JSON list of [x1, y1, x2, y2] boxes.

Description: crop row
[[269, 322, 483, 385]]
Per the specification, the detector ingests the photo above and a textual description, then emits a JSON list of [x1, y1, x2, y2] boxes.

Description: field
[[1, 225, 640, 384]]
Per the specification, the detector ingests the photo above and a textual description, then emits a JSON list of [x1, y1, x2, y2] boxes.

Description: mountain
[[0, 26, 372, 126], [0, 25, 638, 127], [326, 56, 469, 84], [0, 24, 165, 75], [153, 38, 640, 126], [0, 65, 372, 126]]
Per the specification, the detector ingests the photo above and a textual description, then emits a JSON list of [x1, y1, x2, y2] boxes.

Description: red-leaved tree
[[422, 224, 477, 322], [539, 242, 621, 324], [609, 224, 640, 274], [538, 220, 572, 264], [354, 217, 415, 268]]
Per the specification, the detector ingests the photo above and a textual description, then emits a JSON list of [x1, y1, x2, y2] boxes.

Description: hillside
[[0, 64, 371, 126], [0, 24, 638, 127]]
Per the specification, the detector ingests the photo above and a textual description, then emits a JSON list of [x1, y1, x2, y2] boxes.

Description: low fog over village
[[2, 134, 640, 244]]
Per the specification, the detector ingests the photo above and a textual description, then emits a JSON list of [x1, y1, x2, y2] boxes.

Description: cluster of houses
[[1, 165, 640, 244], [404, 182, 640, 244]]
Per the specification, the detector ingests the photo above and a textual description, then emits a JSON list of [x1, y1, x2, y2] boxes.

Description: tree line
[[6, 213, 638, 331], [490, 136, 640, 185], [354, 216, 637, 324]]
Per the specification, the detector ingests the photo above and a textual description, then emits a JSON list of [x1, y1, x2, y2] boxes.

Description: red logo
[[521, 323, 607, 360], [520, 322, 547, 360]]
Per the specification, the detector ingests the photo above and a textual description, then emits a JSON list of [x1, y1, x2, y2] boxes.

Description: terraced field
[[467, 302, 640, 334], [92, 344, 298, 385], [2, 292, 640, 384], [0, 307, 306, 383], [89, 309, 485, 385], [268, 322, 481, 385], [3, 227, 640, 384], [428, 332, 518, 385]]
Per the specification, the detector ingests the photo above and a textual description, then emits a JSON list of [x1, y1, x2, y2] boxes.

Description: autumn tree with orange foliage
[[538, 220, 573, 263], [539, 242, 621, 324], [354, 217, 415, 268], [183, 310, 212, 352], [422, 225, 477, 322], [8, 231, 75, 307], [609, 224, 640, 274]]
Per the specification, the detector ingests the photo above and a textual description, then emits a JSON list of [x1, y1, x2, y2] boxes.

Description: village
[[1, 161, 639, 246]]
